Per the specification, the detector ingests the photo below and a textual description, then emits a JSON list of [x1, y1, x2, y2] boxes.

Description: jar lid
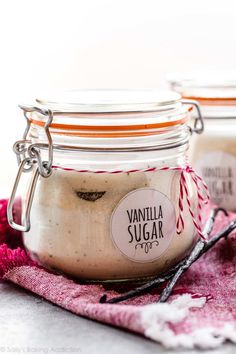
[[36, 89, 181, 113], [167, 72, 236, 105], [20, 89, 193, 137]]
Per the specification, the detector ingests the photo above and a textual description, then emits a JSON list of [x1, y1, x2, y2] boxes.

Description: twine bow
[[174, 166, 210, 240]]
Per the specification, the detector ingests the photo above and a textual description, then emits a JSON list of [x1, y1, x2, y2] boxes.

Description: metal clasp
[[182, 99, 204, 134], [7, 106, 54, 232], [7, 158, 40, 232], [19, 105, 54, 176]]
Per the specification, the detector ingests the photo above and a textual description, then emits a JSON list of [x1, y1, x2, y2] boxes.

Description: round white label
[[110, 188, 176, 263], [196, 151, 236, 210]]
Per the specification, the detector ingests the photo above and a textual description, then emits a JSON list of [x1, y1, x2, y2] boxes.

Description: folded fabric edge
[[0, 243, 36, 278]]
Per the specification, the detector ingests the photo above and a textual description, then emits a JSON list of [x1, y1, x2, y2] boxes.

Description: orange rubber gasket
[[183, 95, 236, 106], [29, 115, 189, 133]]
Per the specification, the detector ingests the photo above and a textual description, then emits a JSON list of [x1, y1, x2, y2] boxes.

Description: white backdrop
[[0, 0, 236, 195]]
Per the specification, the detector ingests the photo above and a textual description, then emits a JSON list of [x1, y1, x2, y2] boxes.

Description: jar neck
[[37, 138, 190, 172], [27, 119, 192, 171], [30, 130, 190, 171], [29, 122, 191, 151]]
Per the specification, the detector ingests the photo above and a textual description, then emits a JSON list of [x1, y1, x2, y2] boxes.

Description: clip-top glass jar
[[7, 90, 205, 282], [168, 74, 236, 211]]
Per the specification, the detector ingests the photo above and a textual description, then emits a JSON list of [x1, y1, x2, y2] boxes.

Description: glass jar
[[168, 74, 236, 211], [7, 90, 205, 282]]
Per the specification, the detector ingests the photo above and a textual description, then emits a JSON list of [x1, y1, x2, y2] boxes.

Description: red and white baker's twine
[[52, 164, 210, 240]]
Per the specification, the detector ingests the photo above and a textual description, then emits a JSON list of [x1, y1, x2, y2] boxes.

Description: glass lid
[[19, 89, 193, 137], [167, 72, 236, 101], [35, 89, 181, 113]]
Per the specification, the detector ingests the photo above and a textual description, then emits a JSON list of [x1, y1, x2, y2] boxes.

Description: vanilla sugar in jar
[[168, 74, 236, 211], [7, 90, 206, 282]]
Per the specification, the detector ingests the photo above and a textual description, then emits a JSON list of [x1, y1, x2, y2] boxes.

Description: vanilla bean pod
[[158, 240, 206, 303], [100, 208, 230, 304], [203, 208, 228, 237], [201, 219, 236, 254], [158, 215, 236, 302], [99, 260, 186, 304]]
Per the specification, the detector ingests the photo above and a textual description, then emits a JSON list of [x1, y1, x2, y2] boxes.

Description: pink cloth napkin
[[0, 198, 235, 349]]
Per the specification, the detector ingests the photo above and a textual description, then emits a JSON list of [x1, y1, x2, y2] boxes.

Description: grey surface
[[0, 283, 234, 354]]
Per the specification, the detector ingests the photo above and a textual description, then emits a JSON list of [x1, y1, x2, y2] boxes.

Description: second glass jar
[[168, 74, 236, 211]]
